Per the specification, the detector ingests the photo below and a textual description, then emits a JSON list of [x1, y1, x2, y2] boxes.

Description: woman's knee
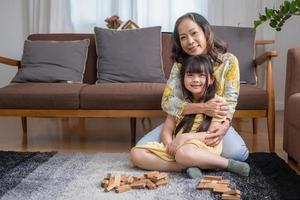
[[222, 127, 249, 161], [222, 144, 249, 161]]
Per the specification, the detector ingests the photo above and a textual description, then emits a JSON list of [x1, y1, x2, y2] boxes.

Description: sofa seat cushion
[[80, 83, 165, 109], [0, 83, 86, 109], [236, 84, 268, 110]]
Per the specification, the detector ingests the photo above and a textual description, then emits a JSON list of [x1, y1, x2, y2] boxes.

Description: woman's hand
[[203, 98, 228, 118], [204, 120, 230, 147]]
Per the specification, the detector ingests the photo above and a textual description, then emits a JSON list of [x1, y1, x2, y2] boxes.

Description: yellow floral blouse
[[161, 52, 240, 119]]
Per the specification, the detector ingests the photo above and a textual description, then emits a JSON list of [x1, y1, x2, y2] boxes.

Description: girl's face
[[178, 18, 207, 56], [184, 72, 212, 101]]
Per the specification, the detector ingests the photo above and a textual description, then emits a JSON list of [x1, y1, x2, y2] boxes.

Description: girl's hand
[[203, 98, 228, 118], [166, 134, 187, 156], [204, 120, 230, 147], [166, 142, 176, 156]]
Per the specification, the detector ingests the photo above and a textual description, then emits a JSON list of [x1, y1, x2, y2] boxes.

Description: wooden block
[[203, 183, 217, 189], [222, 194, 241, 200], [127, 175, 134, 184], [197, 182, 214, 190], [203, 175, 223, 180], [153, 173, 168, 181], [146, 179, 157, 189], [131, 181, 147, 189], [101, 180, 109, 188], [218, 179, 230, 185], [197, 182, 207, 189], [145, 171, 160, 179], [120, 182, 126, 186], [200, 179, 213, 183], [155, 178, 168, 186], [133, 175, 145, 181], [115, 184, 131, 193], [104, 174, 121, 192], [121, 175, 128, 182], [213, 186, 231, 193], [106, 173, 112, 179], [223, 189, 241, 195], [104, 175, 116, 192], [114, 174, 121, 188]]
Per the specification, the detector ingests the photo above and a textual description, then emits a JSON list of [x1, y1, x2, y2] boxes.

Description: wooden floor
[[0, 111, 299, 174]]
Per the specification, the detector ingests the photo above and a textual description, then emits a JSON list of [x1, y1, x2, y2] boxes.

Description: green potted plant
[[254, 0, 300, 31]]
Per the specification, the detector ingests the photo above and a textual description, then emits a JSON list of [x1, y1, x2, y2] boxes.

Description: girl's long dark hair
[[174, 55, 217, 136], [171, 12, 227, 65]]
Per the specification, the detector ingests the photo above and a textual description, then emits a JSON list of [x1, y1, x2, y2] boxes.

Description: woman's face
[[178, 18, 207, 56]]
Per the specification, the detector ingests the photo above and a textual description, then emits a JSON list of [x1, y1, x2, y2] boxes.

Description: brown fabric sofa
[[284, 48, 300, 163], [0, 29, 278, 149]]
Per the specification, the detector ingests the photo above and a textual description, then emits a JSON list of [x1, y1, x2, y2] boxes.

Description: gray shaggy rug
[[0, 151, 299, 200]]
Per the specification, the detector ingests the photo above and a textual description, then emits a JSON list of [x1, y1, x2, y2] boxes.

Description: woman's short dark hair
[[171, 12, 227, 65]]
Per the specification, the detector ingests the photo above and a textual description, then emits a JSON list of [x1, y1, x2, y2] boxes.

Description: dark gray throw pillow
[[12, 39, 90, 83], [94, 26, 166, 83], [212, 26, 256, 84]]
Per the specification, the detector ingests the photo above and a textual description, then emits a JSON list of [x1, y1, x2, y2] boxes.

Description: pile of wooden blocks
[[100, 171, 169, 193], [197, 175, 241, 200]]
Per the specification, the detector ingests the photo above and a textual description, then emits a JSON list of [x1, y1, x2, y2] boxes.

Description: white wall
[[0, 0, 26, 87]]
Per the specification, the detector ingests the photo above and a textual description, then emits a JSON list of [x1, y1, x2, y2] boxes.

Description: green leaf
[[276, 27, 282, 31], [290, 1, 298, 13], [269, 9, 275, 16], [297, 0, 300, 7], [280, 5, 285, 13], [259, 14, 267, 21], [278, 20, 284, 27], [270, 19, 277, 28], [283, 14, 292, 20], [254, 20, 262, 28], [274, 14, 281, 21], [265, 8, 271, 17], [283, 0, 290, 13]]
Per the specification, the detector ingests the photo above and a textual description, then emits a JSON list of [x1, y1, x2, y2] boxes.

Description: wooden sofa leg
[[267, 109, 275, 152], [130, 118, 136, 148], [252, 118, 258, 134], [21, 117, 28, 148], [266, 57, 275, 152]]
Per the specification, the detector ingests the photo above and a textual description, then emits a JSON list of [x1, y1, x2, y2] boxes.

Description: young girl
[[131, 55, 250, 177]]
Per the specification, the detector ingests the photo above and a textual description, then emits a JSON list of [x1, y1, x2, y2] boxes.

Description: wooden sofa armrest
[[254, 51, 279, 66], [0, 56, 21, 67]]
